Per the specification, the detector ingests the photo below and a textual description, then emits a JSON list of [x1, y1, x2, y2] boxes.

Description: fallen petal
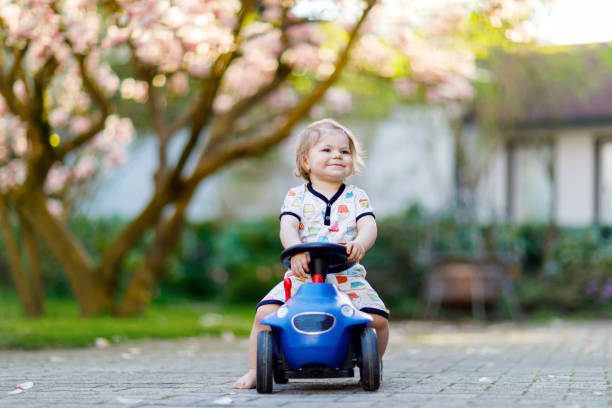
[[478, 377, 492, 383], [200, 313, 223, 328], [17, 382, 33, 390], [7, 389, 23, 395], [120, 353, 133, 360], [213, 396, 233, 405], [221, 331, 235, 342], [7, 382, 33, 395], [593, 391, 604, 397], [116, 397, 143, 404], [95, 338, 110, 349]]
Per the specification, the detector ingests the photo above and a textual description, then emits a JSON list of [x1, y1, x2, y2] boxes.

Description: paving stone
[[0, 321, 611, 407]]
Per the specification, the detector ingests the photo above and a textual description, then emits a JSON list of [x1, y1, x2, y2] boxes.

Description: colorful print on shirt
[[279, 183, 375, 245]]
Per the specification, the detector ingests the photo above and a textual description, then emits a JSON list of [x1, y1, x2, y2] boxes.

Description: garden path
[[1, 320, 611, 407]]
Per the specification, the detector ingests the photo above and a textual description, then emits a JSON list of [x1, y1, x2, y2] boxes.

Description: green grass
[[0, 292, 254, 349]]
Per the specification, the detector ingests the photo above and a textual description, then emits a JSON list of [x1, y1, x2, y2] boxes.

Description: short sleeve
[[354, 188, 375, 222], [280, 187, 304, 222]]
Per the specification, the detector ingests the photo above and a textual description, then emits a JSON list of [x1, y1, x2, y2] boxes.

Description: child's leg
[[366, 313, 389, 360], [233, 303, 280, 389]]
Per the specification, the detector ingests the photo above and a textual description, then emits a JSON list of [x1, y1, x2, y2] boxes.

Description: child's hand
[[346, 241, 365, 262], [289, 252, 310, 278]]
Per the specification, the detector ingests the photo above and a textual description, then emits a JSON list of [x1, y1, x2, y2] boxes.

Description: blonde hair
[[294, 118, 365, 181]]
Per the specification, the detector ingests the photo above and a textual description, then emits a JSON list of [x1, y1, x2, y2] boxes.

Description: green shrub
[[1, 207, 611, 318]]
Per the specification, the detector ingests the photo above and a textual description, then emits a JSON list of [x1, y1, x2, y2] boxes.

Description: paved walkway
[[0, 320, 611, 407]]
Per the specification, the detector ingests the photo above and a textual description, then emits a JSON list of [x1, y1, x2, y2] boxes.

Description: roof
[[475, 43, 612, 130]]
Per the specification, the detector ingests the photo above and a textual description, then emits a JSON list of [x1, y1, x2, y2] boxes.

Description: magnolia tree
[[0, 0, 541, 316]]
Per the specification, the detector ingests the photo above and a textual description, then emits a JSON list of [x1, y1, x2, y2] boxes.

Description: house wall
[[475, 129, 597, 227], [81, 106, 456, 221], [78, 112, 604, 227]]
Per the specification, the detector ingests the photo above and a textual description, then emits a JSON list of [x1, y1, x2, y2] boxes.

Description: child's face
[[304, 131, 354, 184]]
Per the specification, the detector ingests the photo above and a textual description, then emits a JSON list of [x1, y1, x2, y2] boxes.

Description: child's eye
[[341, 150, 350, 155], [322, 148, 331, 152]]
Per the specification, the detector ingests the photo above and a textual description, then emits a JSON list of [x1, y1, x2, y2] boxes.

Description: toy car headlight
[[277, 306, 289, 318], [340, 304, 354, 317]]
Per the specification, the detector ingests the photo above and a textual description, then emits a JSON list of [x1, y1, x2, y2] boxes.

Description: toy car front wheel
[[257, 330, 274, 393], [359, 327, 380, 391]]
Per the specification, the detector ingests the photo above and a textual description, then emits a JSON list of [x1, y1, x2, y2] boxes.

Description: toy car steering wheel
[[280, 242, 356, 276]]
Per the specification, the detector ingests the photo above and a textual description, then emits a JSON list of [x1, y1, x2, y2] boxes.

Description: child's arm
[[347, 215, 377, 262], [280, 215, 310, 278]]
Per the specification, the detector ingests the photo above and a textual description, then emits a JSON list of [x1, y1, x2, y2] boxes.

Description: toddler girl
[[233, 118, 389, 389]]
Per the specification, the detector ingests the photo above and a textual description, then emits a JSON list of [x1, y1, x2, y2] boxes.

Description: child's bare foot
[[233, 369, 256, 389]]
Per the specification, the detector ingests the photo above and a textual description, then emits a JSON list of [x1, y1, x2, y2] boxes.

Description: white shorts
[[257, 264, 389, 319]]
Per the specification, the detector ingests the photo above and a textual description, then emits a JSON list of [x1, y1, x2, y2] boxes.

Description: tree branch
[[245, 18, 325, 42], [56, 53, 114, 158], [208, 63, 292, 148], [187, 0, 376, 185], [26, 56, 60, 180], [170, 0, 256, 180], [205, 3, 293, 149], [97, 6, 256, 293], [127, 40, 171, 186], [8, 46, 28, 92], [0, 46, 29, 121]]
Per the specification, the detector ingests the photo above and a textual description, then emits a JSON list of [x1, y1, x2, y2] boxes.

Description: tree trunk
[[99, 183, 178, 294], [22, 213, 45, 314], [16, 191, 110, 316], [116, 186, 193, 316], [0, 197, 42, 316]]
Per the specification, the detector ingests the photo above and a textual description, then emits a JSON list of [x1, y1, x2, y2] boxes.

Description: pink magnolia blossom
[[168, 72, 189, 96], [45, 164, 72, 194], [49, 108, 70, 128], [72, 155, 97, 181], [324, 87, 352, 114], [103, 148, 128, 168], [0, 159, 26, 192], [0, 0, 539, 213], [282, 43, 321, 71], [46, 198, 64, 218], [394, 79, 418, 99], [266, 87, 298, 112], [213, 94, 234, 114], [70, 117, 92, 135]]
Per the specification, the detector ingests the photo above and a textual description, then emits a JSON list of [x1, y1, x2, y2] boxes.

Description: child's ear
[[302, 155, 310, 171]]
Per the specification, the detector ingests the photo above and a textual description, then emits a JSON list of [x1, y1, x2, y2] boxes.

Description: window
[[597, 140, 612, 224], [508, 140, 555, 223]]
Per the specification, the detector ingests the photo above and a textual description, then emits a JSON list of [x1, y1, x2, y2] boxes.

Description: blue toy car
[[256, 242, 380, 393]]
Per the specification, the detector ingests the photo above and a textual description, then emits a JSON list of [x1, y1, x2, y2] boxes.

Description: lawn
[[0, 291, 254, 349]]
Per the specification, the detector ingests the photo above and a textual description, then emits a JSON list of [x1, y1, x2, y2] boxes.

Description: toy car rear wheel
[[257, 331, 274, 393], [359, 328, 380, 391], [274, 368, 288, 384]]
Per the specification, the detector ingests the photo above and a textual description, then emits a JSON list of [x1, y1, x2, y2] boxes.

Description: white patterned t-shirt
[[279, 183, 375, 245]]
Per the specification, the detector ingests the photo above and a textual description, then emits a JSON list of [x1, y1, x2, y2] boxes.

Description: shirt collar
[[307, 182, 346, 205]]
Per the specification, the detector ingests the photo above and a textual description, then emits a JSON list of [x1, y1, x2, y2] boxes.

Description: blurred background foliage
[[2, 210, 610, 319]]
